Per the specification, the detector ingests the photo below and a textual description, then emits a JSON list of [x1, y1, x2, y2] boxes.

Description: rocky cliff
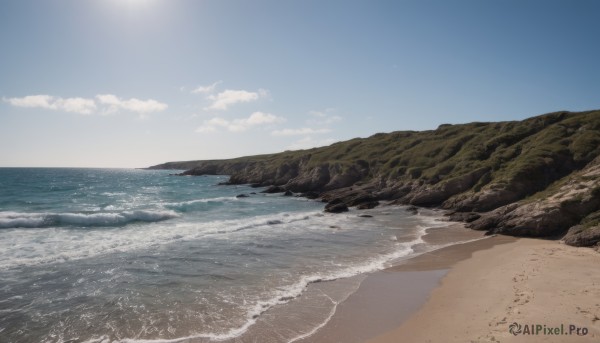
[[149, 110, 600, 248]]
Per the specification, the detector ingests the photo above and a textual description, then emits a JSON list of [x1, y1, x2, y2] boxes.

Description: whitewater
[[0, 168, 453, 343]]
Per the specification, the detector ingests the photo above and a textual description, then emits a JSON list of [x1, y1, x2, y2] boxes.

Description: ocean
[[0, 168, 452, 343]]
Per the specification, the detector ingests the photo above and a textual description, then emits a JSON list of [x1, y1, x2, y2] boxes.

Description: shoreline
[[300, 224, 600, 343], [297, 223, 507, 343]]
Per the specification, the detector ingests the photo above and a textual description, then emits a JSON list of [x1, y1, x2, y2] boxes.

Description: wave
[[161, 197, 238, 212], [0, 210, 179, 229], [8, 207, 475, 343], [84, 225, 426, 343], [0, 210, 319, 270]]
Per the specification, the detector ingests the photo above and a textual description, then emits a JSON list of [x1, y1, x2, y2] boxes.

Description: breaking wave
[[0, 210, 179, 229]]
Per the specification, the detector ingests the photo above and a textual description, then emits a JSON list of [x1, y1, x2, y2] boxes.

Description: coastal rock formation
[[149, 110, 600, 247], [262, 185, 285, 193], [468, 155, 600, 241], [563, 225, 600, 247], [324, 201, 349, 213]]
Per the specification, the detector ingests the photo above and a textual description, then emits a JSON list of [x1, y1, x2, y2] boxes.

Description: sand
[[300, 223, 498, 343], [368, 237, 600, 343]]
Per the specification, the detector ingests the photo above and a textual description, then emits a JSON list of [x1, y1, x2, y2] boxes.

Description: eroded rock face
[[445, 188, 521, 212], [285, 164, 331, 193], [320, 185, 379, 208], [323, 162, 370, 191], [563, 225, 600, 247], [468, 158, 600, 238], [402, 168, 490, 207], [477, 203, 577, 237]]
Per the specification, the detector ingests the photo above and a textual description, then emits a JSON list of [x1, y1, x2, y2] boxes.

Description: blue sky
[[1, 0, 599, 168]]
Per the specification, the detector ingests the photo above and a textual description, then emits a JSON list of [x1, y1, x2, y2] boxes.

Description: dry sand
[[368, 237, 600, 343]]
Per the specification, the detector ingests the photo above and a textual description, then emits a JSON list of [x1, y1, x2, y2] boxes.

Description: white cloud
[[239, 111, 284, 125], [307, 108, 342, 125], [205, 89, 268, 111], [271, 127, 332, 136], [4, 95, 54, 109], [5, 94, 167, 116], [196, 111, 284, 133], [286, 136, 336, 150], [191, 81, 222, 94], [54, 97, 97, 114], [96, 94, 168, 115], [4, 95, 96, 114]]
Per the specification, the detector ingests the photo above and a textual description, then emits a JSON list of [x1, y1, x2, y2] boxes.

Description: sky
[[1, 0, 599, 168]]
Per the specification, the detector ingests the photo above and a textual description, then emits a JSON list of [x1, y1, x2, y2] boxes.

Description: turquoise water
[[0, 168, 441, 343]]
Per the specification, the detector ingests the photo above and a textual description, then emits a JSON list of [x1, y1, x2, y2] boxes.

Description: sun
[[125, 0, 153, 5], [112, 0, 157, 9]]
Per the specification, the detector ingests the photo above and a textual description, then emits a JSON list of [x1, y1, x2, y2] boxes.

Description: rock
[[357, 201, 379, 209], [274, 163, 300, 185], [301, 191, 321, 199], [447, 188, 521, 212], [323, 162, 369, 191], [236, 194, 250, 198], [285, 164, 331, 192], [347, 194, 378, 207], [406, 205, 419, 214], [463, 213, 481, 223], [325, 202, 349, 213], [377, 184, 412, 201], [563, 225, 600, 247], [358, 214, 373, 218], [321, 187, 379, 209], [325, 198, 344, 207], [409, 168, 490, 207], [250, 192, 257, 195], [469, 200, 590, 237], [446, 211, 481, 223], [283, 190, 294, 196], [409, 189, 448, 207], [262, 185, 286, 193]]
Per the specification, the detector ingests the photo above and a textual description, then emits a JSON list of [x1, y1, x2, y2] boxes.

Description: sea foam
[[0, 210, 179, 229]]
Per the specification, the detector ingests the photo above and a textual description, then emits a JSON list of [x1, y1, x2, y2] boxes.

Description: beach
[[306, 226, 600, 343], [1, 168, 599, 342]]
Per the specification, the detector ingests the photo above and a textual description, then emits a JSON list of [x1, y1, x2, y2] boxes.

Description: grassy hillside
[[151, 110, 599, 195], [150, 110, 600, 246]]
